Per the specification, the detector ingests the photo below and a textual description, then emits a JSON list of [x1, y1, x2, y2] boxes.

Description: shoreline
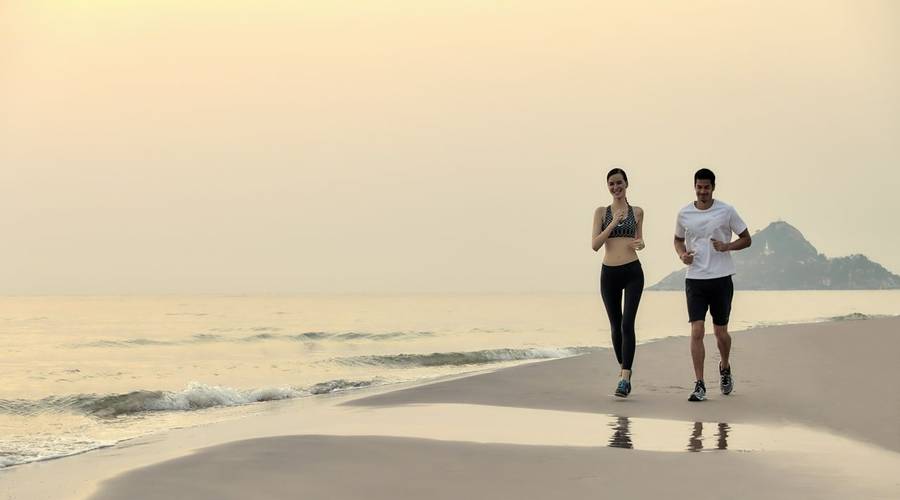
[[2, 317, 899, 499]]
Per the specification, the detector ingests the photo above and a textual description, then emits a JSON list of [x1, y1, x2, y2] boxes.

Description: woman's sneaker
[[614, 378, 631, 398], [719, 363, 734, 395], [688, 380, 706, 401]]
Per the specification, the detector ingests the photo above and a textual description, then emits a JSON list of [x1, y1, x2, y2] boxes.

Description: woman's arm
[[592, 206, 616, 251], [630, 206, 645, 251]]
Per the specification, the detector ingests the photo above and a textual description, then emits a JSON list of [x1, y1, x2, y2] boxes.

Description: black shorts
[[685, 276, 734, 325]]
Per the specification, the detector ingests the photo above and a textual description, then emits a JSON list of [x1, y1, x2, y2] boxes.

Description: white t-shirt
[[675, 199, 748, 280]]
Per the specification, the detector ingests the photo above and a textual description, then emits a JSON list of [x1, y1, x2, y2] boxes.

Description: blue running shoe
[[614, 378, 631, 398]]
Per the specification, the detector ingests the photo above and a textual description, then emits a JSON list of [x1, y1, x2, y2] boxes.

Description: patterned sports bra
[[602, 205, 637, 238]]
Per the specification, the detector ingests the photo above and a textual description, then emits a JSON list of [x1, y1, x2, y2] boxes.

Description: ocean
[[1, 291, 898, 468]]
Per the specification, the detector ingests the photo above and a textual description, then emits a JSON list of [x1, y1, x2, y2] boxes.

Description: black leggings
[[600, 260, 644, 370]]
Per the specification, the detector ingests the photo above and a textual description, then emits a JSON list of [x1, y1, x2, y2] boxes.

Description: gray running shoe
[[719, 363, 734, 395], [614, 378, 631, 398], [688, 380, 706, 402]]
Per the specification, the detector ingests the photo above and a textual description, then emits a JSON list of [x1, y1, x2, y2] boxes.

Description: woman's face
[[607, 174, 627, 200]]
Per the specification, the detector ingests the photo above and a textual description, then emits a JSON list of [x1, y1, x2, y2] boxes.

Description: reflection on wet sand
[[608, 416, 633, 449], [687, 421, 730, 452], [717, 422, 730, 450], [607, 417, 731, 452]]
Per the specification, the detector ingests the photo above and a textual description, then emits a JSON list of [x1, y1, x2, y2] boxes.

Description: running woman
[[592, 168, 645, 397]]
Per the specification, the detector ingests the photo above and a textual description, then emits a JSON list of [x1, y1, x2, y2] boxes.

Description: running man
[[674, 168, 751, 401]]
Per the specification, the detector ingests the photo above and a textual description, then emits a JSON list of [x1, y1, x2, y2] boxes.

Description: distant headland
[[650, 221, 900, 290]]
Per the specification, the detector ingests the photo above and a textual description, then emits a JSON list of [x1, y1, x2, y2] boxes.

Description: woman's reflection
[[608, 416, 633, 449]]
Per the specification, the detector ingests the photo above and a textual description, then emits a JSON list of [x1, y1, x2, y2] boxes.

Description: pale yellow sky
[[2, 1, 898, 293]]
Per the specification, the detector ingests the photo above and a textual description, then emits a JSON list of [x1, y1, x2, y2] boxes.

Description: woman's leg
[[600, 266, 625, 368], [620, 263, 645, 371]]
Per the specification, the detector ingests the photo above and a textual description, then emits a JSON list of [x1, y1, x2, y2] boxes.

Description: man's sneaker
[[688, 380, 706, 402], [614, 379, 631, 398], [719, 363, 734, 395]]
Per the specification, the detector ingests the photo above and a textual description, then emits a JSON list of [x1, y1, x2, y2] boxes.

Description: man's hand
[[711, 239, 731, 252], [681, 251, 695, 264]]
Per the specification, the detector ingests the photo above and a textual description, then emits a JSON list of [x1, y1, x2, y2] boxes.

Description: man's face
[[694, 179, 714, 203]]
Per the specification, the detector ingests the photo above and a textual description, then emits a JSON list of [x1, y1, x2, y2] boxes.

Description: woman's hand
[[630, 238, 645, 251], [610, 208, 627, 226]]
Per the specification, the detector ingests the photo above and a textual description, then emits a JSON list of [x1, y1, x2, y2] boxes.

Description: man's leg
[[690, 320, 705, 381], [709, 276, 734, 395], [714, 323, 734, 394], [713, 324, 731, 369], [685, 279, 709, 401], [710, 276, 735, 394]]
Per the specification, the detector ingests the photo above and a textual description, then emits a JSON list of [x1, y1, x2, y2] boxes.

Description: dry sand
[[2, 318, 899, 499]]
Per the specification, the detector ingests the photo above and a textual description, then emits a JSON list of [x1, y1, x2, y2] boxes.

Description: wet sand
[[3, 318, 899, 499]]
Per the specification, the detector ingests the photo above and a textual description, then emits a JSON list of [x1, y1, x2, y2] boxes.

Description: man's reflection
[[608, 416, 633, 449], [687, 422, 730, 452], [716, 422, 730, 450], [688, 422, 704, 452]]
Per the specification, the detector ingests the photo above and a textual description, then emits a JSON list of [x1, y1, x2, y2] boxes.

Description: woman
[[592, 168, 645, 397]]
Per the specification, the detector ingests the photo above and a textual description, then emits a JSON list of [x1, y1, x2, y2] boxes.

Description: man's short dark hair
[[694, 168, 716, 186]]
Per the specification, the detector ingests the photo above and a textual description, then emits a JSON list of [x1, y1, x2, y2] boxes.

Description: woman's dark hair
[[607, 168, 628, 184], [694, 168, 716, 185]]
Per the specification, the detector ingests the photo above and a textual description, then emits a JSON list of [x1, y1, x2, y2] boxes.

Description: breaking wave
[[0, 379, 379, 418], [826, 312, 893, 322]]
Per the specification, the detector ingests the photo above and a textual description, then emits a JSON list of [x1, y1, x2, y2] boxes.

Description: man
[[674, 168, 751, 401]]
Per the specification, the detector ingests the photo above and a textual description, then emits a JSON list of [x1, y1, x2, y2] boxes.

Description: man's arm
[[674, 236, 693, 264], [712, 229, 752, 252], [713, 206, 752, 252], [673, 212, 693, 264]]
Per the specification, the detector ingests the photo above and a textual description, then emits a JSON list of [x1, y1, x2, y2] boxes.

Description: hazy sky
[[2, 1, 898, 294]]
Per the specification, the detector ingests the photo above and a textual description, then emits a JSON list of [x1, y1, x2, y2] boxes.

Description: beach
[[1, 316, 898, 499], [7, 1, 900, 498]]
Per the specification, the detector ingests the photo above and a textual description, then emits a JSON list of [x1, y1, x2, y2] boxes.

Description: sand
[[2, 317, 899, 499], [348, 317, 900, 451]]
